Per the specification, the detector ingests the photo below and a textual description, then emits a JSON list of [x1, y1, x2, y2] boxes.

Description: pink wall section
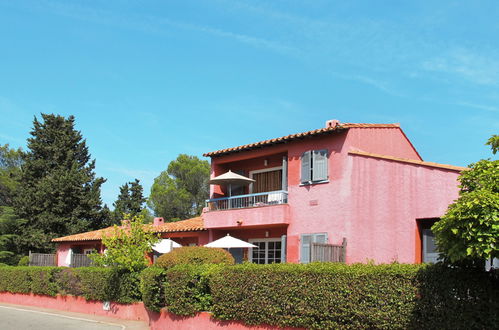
[[204, 204, 289, 228]]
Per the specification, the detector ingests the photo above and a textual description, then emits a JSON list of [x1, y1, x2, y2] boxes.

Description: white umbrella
[[205, 234, 257, 248], [208, 170, 255, 197], [152, 239, 182, 254], [65, 248, 73, 266]]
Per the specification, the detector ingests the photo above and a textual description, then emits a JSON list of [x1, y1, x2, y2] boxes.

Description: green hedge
[[163, 264, 222, 316], [209, 263, 499, 330], [155, 247, 234, 269], [0, 266, 140, 303], [140, 267, 166, 312]]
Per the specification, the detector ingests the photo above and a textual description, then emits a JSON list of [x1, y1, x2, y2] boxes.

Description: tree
[[432, 137, 499, 263], [148, 154, 209, 221], [13, 114, 107, 253], [0, 144, 23, 206], [112, 179, 146, 223], [89, 213, 159, 272]]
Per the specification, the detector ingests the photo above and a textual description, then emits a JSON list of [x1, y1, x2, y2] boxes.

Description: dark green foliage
[[17, 256, 29, 266], [148, 154, 210, 220], [28, 267, 61, 296], [164, 264, 222, 316], [140, 267, 166, 312], [0, 144, 23, 206], [0, 266, 140, 303], [13, 114, 108, 254], [0, 206, 25, 264], [155, 247, 234, 269], [210, 263, 419, 329], [412, 264, 499, 329], [112, 179, 147, 225], [0, 266, 31, 293]]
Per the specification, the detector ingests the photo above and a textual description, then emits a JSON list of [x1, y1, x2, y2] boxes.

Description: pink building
[[53, 120, 465, 265]]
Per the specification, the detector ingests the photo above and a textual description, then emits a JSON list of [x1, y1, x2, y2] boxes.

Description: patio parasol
[[152, 238, 182, 254], [204, 234, 257, 249], [208, 170, 255, 197]]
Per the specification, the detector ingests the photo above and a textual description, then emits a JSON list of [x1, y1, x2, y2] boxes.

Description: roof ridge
[[348, 150, 467, 171]]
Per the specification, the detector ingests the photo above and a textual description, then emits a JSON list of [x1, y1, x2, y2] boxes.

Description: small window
[[301, 149, 328, 184]]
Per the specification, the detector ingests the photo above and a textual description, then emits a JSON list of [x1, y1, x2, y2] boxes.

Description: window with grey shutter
[[313, 233, 328, 244], [312, 149, 328, 181], [300, 234, 311, 263], [301, 151, 311, 183]]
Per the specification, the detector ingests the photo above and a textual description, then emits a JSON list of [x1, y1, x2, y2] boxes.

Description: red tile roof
[[52, 217, 206, 242], [203, 123, 401, 157], [348, 150, 467, 172]]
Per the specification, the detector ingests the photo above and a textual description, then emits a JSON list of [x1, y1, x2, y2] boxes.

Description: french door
[[249, 238, 282, 264]]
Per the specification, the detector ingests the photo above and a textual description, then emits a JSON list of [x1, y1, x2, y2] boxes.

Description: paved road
[[0, 304, 148, 330]]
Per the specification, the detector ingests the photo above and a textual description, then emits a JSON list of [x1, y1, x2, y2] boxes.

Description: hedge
[[139, 267, 166, 312], [155, 246, 234, 269], [163, 264, 222, 316], [209, 263, 499, 330], [0, 266, 140, 303]]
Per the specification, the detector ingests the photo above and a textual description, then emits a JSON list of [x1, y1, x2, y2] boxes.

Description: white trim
[[83, 248, 94, 255], [249, 166, 283, 193]]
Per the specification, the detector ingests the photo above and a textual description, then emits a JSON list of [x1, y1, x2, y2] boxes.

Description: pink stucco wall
[[206, 126, 461, 264], [0, 293, 302, 330], [204, 204, 289, 229]]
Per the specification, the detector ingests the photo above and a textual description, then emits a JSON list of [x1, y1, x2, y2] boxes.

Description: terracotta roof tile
[[203, 123, 400, 157], [348, 150, 467, 172], [52, 216, 206, 242]]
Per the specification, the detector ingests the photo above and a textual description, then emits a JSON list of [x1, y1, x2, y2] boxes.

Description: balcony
[[203, 190, 290, 229], [206, 190, 288, 211]]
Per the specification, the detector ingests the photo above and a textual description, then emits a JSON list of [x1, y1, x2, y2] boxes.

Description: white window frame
[[249, 166, 283, 193], [248, 238, 282, 264], [83, 248, 94, 255]]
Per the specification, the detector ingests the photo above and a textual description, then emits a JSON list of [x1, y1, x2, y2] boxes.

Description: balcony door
[[250, 167, 282, 193]]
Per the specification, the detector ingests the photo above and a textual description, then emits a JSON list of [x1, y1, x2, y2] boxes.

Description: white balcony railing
[[206, 190, 288, 211]]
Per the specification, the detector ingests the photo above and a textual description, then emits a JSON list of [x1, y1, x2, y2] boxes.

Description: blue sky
[[0, 0, 497, 207]]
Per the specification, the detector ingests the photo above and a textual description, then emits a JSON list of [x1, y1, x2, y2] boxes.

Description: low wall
[[0, 293, 299, 330]]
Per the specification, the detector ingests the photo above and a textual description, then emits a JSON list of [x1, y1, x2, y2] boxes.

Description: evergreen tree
[[14, 114, 107, 253], [112, 179, 146, 223], [0, 144, 23, 206], [148, 154, 209, 221]]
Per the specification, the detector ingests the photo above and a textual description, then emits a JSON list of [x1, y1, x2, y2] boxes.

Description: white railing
[[206, 190, 288, 211]]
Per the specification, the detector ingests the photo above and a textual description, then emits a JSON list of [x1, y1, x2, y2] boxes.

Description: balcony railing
[[206, 190, 288, 211]]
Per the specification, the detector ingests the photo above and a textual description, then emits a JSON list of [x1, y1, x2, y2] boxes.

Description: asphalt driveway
[[0, 303, 148, 330]]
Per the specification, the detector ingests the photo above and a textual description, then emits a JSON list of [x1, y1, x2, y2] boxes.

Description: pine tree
[[112, 179, 146, 223], [13, 114, 107, 253]]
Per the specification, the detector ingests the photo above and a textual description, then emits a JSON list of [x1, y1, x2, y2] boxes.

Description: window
[[249, 239, 282, 264], [301, 150, 328, 184], [300, 233, 328, 263], [83, 248, 94, 255]]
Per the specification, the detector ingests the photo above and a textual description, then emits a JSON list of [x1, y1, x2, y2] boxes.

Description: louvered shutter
[[281, 235, 287, 263], [301, 151, 311, 183], [312, 149, 328, 181], [313, 233, 328, 244], [300, 234, 311, 264]]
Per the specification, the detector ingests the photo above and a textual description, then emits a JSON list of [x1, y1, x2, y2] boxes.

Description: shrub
[[155, 247, 234, 269], [110, 269, 142, 304], [0, 266, 32, 294], [140, 267, 166, 312], [17, 256, 29, 266], [54, 268, 84, 296], [29, 267, 61, 296], [164, 264, 222, 316]]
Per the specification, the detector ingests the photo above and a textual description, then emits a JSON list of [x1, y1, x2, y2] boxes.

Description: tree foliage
[[433, 137, 499, 263], [0, 144, 23, 206], [13, 114, 108, 253], [112, 179, 147, 224], [89, 214, 159, 272], [148, 154, 209, 221]]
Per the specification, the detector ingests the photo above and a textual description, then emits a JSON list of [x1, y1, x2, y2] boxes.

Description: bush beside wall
[[139, 267, 166, 312]]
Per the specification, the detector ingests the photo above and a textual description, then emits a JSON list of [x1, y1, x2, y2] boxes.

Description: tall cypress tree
[[112, 179, 146, 223], [14, 114, 107, 253]]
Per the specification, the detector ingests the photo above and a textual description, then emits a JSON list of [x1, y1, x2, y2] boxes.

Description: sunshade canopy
[[152, 238, 182, 254], [208, 170, 255, 186], [204, 234, 258, 248]]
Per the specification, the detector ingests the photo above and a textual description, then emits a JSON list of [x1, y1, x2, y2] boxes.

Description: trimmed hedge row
[[1, 263, 498, 329], [0, 266, 140, 303]]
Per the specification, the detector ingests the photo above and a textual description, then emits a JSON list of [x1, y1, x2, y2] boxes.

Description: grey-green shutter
[[281, 235, 287, 263], [301, 151, 311, 183], [313, 233, 328, 244], [312, 149, 328, 181], [300, 234, 311, 263]]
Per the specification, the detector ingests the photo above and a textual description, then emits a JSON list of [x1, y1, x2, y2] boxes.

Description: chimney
[[325, 119, 340, 128], [153, 217, 165, 226]]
